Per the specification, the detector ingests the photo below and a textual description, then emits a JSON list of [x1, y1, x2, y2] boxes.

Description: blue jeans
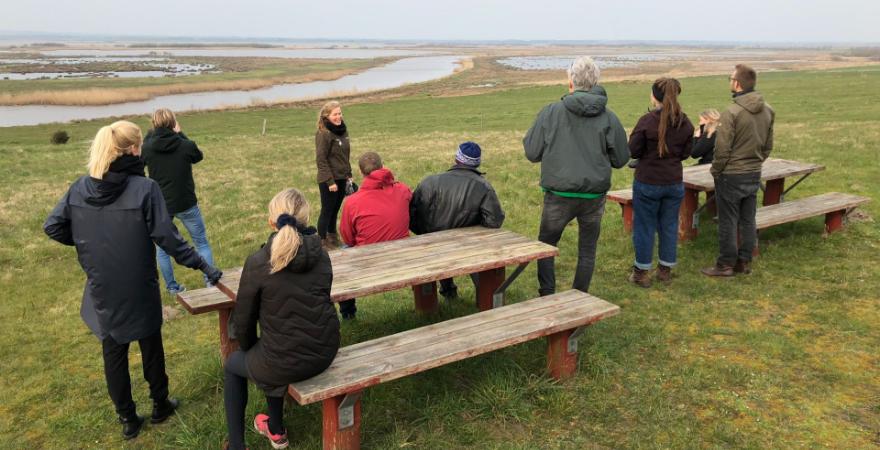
[[632, 181, 684, 270], [156, 204, 214, 291]]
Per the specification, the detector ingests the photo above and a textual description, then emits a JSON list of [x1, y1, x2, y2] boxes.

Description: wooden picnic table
[[177, 226, 559, 359]]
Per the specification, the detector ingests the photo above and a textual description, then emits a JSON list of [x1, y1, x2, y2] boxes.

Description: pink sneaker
[[253, 414, 289, 449]]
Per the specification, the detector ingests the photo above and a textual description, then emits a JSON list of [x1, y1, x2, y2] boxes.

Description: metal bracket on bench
[[567, 326, 586, 353], [492, 262, 529, 308], [781, 172, 812, 203], [338, 392, 362, 430]]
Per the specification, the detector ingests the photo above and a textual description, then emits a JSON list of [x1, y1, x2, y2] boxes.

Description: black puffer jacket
[[232, 231, 340, 396], [409, 164, 505, 235], [43, 157, 207, 343], [142, 128, 204, 215]]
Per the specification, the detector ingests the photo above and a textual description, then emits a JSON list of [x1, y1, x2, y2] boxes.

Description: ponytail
[[87, 120, 143, 179], [267, 188, 311, 274], [653, 78, 683, 158]]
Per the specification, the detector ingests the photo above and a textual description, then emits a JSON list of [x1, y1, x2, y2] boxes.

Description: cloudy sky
[[2, 0, 878, 43]]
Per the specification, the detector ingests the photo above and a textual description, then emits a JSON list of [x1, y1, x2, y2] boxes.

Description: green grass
[[1, 66, 879, 449]]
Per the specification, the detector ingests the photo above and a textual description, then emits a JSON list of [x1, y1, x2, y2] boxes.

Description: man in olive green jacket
[[524, 56, 629, 295], [702, 64, 775, 277]]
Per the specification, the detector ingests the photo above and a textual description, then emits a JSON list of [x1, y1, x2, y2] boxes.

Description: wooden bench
[[177, 227, 559, 359], [286, 290, 619, 450], [756, 192, 870, 233], [606, 189, 634, 232]]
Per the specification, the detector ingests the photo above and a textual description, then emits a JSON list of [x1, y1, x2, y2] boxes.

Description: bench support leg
[[217, 308, 238, 362], [412, 282, 438, 315], [477, 267, 505, 311], [825, 210, 845, 233], [678, 188, 700, 241], [764, 179, 784, 206], [322, 391, 362, 450], [621, 204, 634, 233], [547, 327, 585, 380]]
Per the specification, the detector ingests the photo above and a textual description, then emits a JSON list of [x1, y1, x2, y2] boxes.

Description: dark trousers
[[713, 172, 761, 266], [632, 181, 684, 269], [537, 193, 605, 295], [317, 180, 347, 238], [338, 299, 357, 316], [439, 274, 479, 297], [224, 351, 285, 450], [101, 330, 168, 419]]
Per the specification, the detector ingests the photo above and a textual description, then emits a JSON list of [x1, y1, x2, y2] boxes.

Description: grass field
[[0, 66, 878, 449]]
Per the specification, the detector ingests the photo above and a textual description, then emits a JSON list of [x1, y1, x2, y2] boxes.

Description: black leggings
[[317, 180, 346, 238], [224, 351, 285, 450], [102, 330, 168, 419]]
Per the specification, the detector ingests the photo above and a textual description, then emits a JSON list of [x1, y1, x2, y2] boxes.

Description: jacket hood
[[361, 167, 396, 190], [145, 127, 183, 153], [562, 85, 608, 117], [734, 91, 766, 114], [266, 231, 323, 274], [83, 154, 146, 206]]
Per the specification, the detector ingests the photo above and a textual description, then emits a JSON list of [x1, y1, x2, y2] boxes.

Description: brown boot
[[327, 232, 340, 248], [733, 259, 752, 274], [656, 265, 673, 283], [321, 236, 337, 251], [701, 263, 734, 277], [628, 266, 652, 288]]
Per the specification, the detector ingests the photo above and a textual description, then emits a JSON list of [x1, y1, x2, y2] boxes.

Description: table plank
[[683, 158, 826, 191]]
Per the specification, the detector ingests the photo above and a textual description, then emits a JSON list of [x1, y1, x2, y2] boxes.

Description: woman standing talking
[[44, 120, 222, 440], [627, 78, 694, 287], [314, 100, 352, 250]]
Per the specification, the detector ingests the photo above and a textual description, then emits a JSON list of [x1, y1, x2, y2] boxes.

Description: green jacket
[[523, 86, 629, 195], [711, 91, 775, 176]]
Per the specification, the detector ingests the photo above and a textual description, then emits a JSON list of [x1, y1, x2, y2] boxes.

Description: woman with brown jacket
[[314, 101, 352, 249]]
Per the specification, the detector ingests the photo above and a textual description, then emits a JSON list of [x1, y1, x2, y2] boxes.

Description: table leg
[[678, 188, 700, 241], [476, 267, 505, 311], [546, 327, 584, 380], [621, 203, 634, 233], [764, 179, 784, 205], [322, 391, 362, 450], [412, 282, 438, 314], [825, 210, 846, 233], [217, 308, 238, 362]]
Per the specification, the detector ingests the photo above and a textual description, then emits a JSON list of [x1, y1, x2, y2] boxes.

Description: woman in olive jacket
[[314, 100, 352, 249], [43, 120, 222, 440], [223, 188, 340, 450]]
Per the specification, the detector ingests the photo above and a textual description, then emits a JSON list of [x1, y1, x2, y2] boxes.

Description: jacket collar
[[447, 163, 484, 176], [361, 167, 396, 190]]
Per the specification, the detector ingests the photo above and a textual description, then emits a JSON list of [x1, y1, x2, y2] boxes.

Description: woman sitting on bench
[[223, 188, 340, 450]]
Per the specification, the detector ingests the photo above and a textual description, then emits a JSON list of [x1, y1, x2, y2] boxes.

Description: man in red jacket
[[338, 151, 412, 319]]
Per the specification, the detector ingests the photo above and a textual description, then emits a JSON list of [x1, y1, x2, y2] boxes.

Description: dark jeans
[[439, 274, 479, 298], [713, 172, 761, 266], [537, 192, 605, 295], [224, 351, 285, 450], [318, 179, 347, 238], [102, 330, 168, 419], [632, 180, 684, 270]]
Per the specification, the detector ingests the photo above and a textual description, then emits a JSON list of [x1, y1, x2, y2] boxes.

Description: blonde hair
[[316, 101, 341, 131], [268, 188, 311, 274], [701, 109, 721, 137], [87, 120, 143, 179], [151, 108, 177, 130]]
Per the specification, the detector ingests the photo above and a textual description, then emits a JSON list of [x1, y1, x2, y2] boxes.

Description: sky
[[1, 0, 879, 44]]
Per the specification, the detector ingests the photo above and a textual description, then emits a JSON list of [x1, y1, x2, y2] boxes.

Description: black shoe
[[120, 414, 146, 440], [151, 397, 180, 424], [341, 311, 356, 320], [440, 288, 458, 301]]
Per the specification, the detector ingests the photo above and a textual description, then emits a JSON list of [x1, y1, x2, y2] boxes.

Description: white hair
[[568, 56, 601, 91]]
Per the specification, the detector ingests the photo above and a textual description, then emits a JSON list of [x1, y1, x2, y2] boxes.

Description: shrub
[[50, 130, 70, 145]]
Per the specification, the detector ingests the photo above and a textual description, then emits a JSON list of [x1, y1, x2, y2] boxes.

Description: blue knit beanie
[[455, 141, 482, 167]]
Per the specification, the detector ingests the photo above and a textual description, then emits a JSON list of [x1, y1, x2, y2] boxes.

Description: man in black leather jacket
[[409, 141, 505, 299]]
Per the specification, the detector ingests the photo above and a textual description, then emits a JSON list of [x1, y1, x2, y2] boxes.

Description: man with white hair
[[523, 56, 629, 295]]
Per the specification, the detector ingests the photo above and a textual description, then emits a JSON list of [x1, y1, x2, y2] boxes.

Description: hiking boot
[[701, 264, 734, 277], [656, 265, 673, 283], [327, 233, 340, 248], [119, 414, 145, 440], [628, 266, 652, 288], [151, 397, 180, 424], [254, 413, 289, 449], [733, 259, 752, 275], [439, 287, 458, 301]]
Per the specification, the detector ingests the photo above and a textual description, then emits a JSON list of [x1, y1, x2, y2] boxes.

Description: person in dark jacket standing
[[702, 64, 775, 277], [315, 100, 353, 250], [691, 108, 720, 165], [142, 108, 214, 295], [409, 142, 505, 300], [338, 152, 412, 319], [627, 78, 695, 287], [524, 56, 629, 296], [43, 121, 223, 440], [223, 188, 340, 450]]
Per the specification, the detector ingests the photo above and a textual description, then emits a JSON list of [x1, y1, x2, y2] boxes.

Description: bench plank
[[288, 290, 619, 405], [756, 192, 870, 229], [606, 189, 633, 204]]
